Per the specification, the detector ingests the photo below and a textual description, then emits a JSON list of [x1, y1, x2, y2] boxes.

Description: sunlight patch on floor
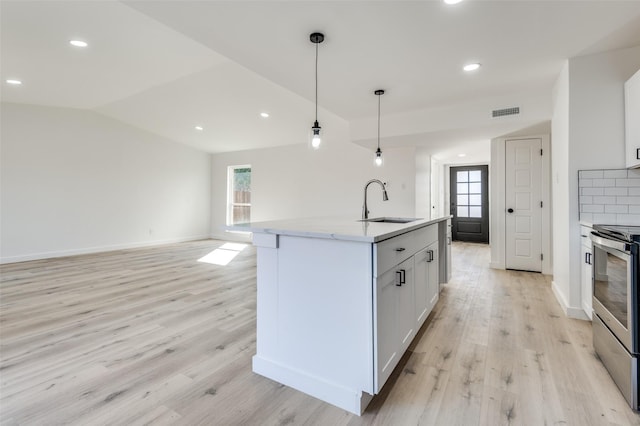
[[198, 243, 248, 266]]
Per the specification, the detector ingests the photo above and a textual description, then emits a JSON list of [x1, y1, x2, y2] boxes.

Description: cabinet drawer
[[374, 225, 438, 276], [375, 232, 415, 276]]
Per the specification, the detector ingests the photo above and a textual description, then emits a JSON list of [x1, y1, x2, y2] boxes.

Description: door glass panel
[[593, 245, 628, 329], [457, 183, 468, 194], [469, 194, 481, 205], [469, 170, 481, 182], [457, 206, 468, 217], [469, 206, 482, 218], [457, 171, 469, 182], [469, 182, 481, 194], [457, 195, 469, 205]]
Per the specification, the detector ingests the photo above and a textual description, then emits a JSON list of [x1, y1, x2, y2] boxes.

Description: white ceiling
[[2, 0, 640, 164]]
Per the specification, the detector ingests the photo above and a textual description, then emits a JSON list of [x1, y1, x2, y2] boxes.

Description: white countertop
[[227, 216, 452, 243]]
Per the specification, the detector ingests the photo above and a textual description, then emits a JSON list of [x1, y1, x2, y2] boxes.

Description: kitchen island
[[231, 216, 451, 415]]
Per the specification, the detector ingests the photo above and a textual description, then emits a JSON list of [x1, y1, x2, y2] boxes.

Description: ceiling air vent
[[492, 107, 520, 118]]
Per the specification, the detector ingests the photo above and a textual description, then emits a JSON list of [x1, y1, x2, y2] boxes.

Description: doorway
[[450, 165, 489, 243]]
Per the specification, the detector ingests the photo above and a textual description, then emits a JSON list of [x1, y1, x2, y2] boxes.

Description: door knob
[[507, 208, 514, 213]]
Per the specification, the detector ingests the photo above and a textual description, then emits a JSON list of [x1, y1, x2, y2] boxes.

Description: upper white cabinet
[[625, 69, 640, 169]]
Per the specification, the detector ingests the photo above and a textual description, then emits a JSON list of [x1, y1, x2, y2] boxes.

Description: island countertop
[[227, 215, 452, 243]]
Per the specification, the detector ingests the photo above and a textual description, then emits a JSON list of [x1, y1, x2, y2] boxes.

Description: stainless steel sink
[[359, 217, 420, 223]]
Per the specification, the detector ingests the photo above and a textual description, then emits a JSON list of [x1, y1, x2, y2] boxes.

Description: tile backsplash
[[579, 169, 640, 225]]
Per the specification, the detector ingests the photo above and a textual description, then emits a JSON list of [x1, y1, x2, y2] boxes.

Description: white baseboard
[[551, 280, 589, 320], [252, 355, 371, 416], [211, 230, 252, 243], [0, 234, 211, 264]]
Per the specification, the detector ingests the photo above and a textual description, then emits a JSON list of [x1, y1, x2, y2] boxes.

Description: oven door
[[591, 231, 638, 354]]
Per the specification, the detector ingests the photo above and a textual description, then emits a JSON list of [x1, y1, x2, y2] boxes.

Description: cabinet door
[[397, 256, 416, 354], [625, 70, 640, 168], [375, 266, 399, 392], [427, 242, 439, 313], [581, 243, 593, 319], [374, 256, 415, 392], [414, 248, 430, 327]]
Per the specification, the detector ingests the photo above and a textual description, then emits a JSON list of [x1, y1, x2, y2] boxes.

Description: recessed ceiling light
[[6, 79, 22, 85], [458, 153, 467, 157], [69, 40, 88, 48], [444, 0, 463, 4], [195, 126, 203, 131], [260, 112, 269, 118], [463, 63, 481, 72]]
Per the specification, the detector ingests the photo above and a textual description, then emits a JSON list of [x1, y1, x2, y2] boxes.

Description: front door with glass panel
[[450, 165, 489, 243]]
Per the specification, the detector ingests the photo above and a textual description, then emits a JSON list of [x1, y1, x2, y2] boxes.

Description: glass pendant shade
[[311, 120, 321, 149], [374, 148, 383, 166]]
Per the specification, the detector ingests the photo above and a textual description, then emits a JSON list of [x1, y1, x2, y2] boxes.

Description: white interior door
[[505, 138, 542, 272]]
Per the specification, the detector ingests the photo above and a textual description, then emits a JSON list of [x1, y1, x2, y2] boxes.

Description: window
[[227, 165, 251, 226], [456, 170, 482, 218]]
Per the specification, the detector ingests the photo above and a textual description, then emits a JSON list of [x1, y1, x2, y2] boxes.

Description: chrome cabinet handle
[[395, 248, 405, 252], [395, 269, 406, 286]]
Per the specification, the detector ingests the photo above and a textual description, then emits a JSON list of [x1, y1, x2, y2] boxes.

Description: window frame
[[226, 164, 252, 227]]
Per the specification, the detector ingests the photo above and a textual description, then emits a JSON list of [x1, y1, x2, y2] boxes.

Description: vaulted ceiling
[[2, 1, 640, 164]]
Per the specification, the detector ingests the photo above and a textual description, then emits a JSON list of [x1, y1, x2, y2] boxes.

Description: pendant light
[[310, 32, 324, 149], [374, 89, 385, 166]]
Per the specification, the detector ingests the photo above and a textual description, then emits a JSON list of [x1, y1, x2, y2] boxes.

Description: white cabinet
[[249, 218, 447, 415], [426, 241, 439, 313], [415, 242, 439, 328], [375, 256, 416, 391], [374, 223, 438, 393], [581, 225, 593, 320], [625, 69, 640, 168]]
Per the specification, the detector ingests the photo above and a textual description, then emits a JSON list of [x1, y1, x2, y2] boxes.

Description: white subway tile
[[629, 205, 640, 214], [579, 179, 593, 187], [617, 196, 640, 205], [616, 214, 640, 225], [580, 212, 593, 222], [580, 170, 604, 179], [604, 187, 628, 196], [580, 196, 593, 204], [616, 178, 640, 187], [629, 188, 640, 196], [582, 187, 604, 196], [605, 205, 628, 214], [604, 170, 628, 178], [582, 204, 604, 213], [593, 196, 616, 204], [593, 178, 616, 187], [628, 169, 640, 178], [593, 213, 617, 223]]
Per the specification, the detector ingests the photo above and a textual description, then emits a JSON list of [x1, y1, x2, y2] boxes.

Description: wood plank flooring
[[1, 240, 639, 425]]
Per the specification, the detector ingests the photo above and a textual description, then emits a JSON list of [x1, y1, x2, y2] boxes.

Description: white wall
[[551, 45, 640, 318], [210, 136, 417, 240], [0, 103, 212, 263], [415, 148, 432, 220]]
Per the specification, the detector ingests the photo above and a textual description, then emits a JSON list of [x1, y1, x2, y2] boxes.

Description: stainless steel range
[[591, 224, 640, 410]]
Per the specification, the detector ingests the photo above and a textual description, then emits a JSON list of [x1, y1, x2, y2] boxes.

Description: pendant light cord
[[377, 93, 381, 150], [315, 42, 319, 121]]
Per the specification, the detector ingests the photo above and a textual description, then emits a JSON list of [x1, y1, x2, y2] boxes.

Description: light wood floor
[[1, 240, 639, 425]]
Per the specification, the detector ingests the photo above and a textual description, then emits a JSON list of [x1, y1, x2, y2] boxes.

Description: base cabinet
[[581, 225, 593, 319], [375, 256, 415, 392], [250, 219, 447, 415], [415, 242, 439, 327]]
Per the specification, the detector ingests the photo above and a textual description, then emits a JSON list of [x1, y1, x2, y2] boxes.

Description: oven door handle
[[590, 231, 632, 254]]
